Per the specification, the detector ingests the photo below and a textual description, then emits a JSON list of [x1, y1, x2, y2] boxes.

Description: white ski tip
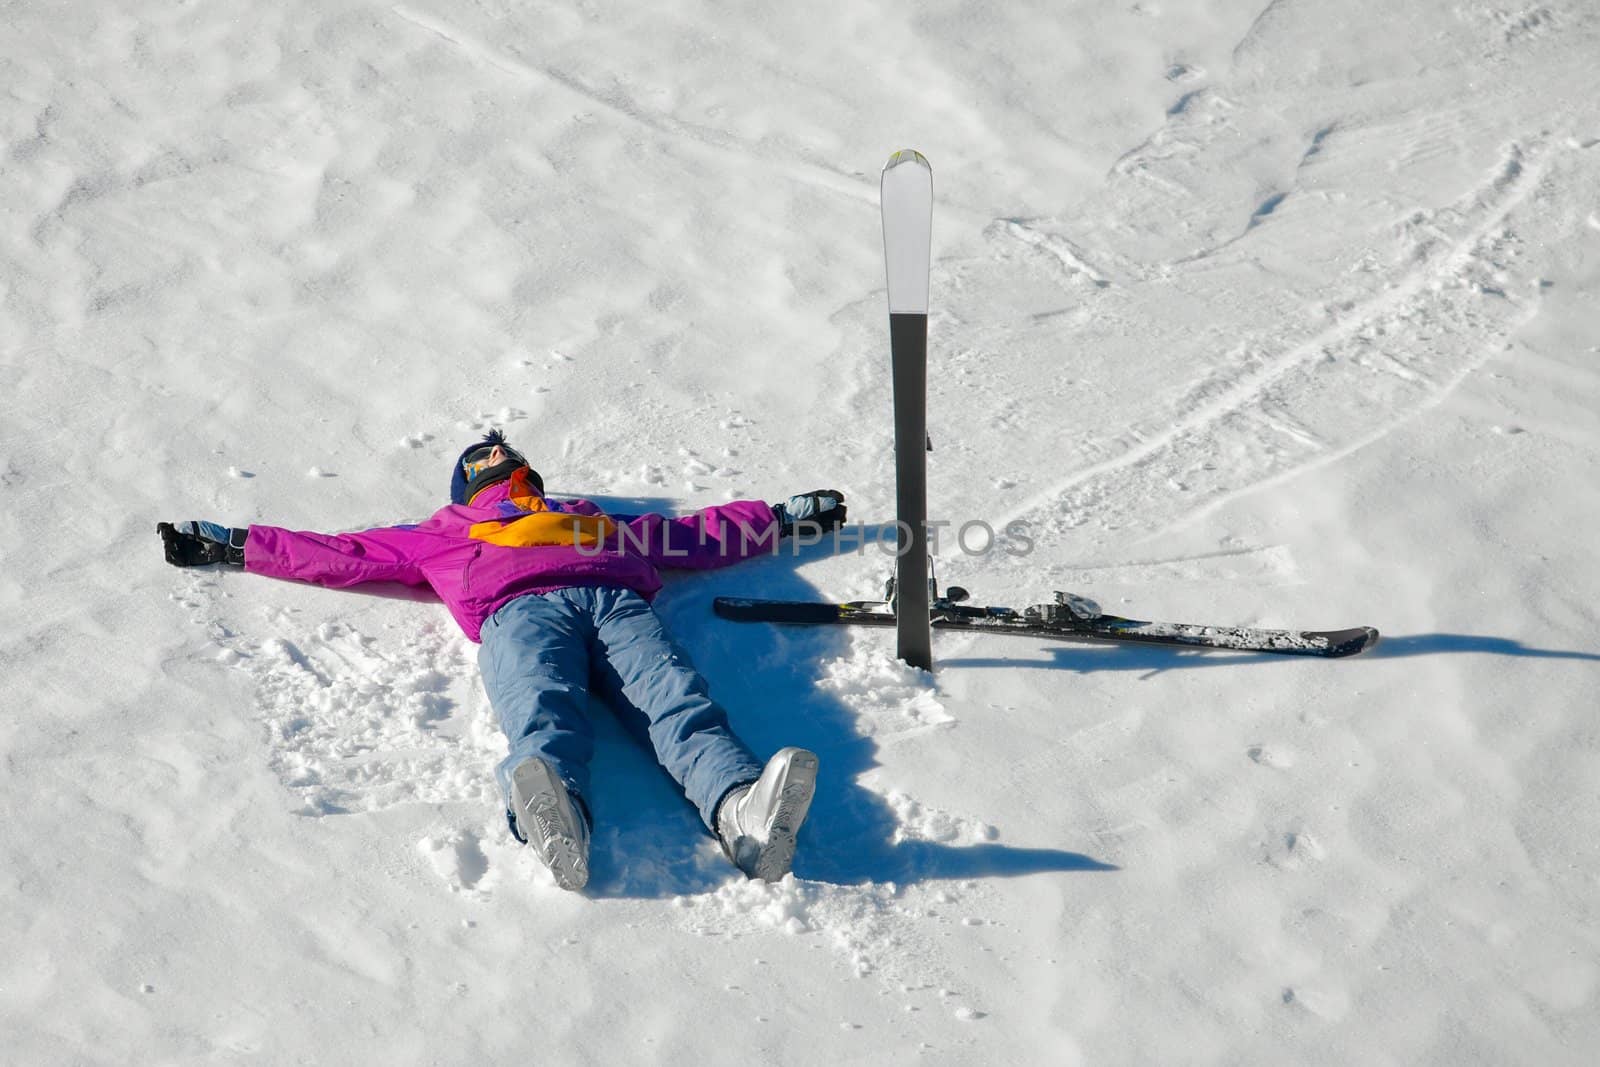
[[883, 148, 931, 172], [881, 149, 933, 315]]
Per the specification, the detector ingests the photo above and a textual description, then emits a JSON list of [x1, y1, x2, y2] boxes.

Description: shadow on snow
[[266, 513, 1119, 898], [579, 541, 1116, 900]]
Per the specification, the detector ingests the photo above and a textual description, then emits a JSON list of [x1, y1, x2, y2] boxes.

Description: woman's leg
[[586, 587, 764, 830], [478, 591, 595, 826]]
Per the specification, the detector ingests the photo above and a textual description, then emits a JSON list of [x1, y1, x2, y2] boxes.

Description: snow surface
[[4, 0, 1600, 1062]]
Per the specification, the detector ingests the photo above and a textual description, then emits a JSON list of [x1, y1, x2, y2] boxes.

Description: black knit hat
[[450, 430, 543, 505]]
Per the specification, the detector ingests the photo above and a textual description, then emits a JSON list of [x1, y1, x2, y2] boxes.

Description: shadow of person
[[799, 782, 1117, 885], [299, 512, 1117, 897], [577, 543, 1115, 898]]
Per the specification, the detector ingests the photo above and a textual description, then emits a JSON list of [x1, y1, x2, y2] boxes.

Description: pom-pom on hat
[[451, 429, 543, 505]]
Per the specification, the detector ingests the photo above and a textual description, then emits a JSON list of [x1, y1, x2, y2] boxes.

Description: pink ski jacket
[[243, 476, 779, 642]]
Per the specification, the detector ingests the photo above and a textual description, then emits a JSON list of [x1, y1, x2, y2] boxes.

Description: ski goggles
[[461, 442, 527, 480]]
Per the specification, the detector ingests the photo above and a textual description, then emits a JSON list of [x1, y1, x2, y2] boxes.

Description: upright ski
[[881, 149, 934, 671], [713, 589, 1380, 659]]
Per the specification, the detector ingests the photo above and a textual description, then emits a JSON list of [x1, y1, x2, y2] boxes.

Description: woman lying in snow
[[158, 429, 847, 892]]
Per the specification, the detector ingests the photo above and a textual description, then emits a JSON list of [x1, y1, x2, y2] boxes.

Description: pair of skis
[[716, 151, 1378, 663]]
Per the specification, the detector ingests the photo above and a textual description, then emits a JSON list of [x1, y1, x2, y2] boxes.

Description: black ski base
[[713, 591, 1379, 659]]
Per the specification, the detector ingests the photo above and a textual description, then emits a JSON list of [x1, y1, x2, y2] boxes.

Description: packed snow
[[4, 0, 1599, 1062]]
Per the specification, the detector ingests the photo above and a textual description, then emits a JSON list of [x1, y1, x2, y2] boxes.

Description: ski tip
[[884, 148, 930, 171], [1325, 626, 1381, 657]]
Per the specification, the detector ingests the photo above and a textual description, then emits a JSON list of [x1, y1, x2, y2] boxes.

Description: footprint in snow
[[1264, 828, 1327, 869], [1247, 743, 1295, 769], [419, 828, 492, 896]]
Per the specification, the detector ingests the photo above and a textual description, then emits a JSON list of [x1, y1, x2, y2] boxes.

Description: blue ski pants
[[478, 586, 765, 833]]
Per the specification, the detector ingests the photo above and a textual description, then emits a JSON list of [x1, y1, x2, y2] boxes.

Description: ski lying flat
[[712, 593, 1379, 659]]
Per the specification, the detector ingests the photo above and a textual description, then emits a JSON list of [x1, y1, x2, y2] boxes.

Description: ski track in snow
[[992, 134, 1560, 554], [388, 5, 875, 209]]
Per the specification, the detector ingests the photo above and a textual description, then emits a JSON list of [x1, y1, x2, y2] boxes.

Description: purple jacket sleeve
[[615, 500, 780, 570], [244, 524, 433, 590]]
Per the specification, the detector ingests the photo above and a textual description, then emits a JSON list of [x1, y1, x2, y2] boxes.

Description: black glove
[[158, 521, 248, 567], [772, 490, 847, 537]]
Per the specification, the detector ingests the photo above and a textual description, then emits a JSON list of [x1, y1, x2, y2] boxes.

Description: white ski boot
[[508, 758, 590, 891], [716, 747, 819, 881]]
